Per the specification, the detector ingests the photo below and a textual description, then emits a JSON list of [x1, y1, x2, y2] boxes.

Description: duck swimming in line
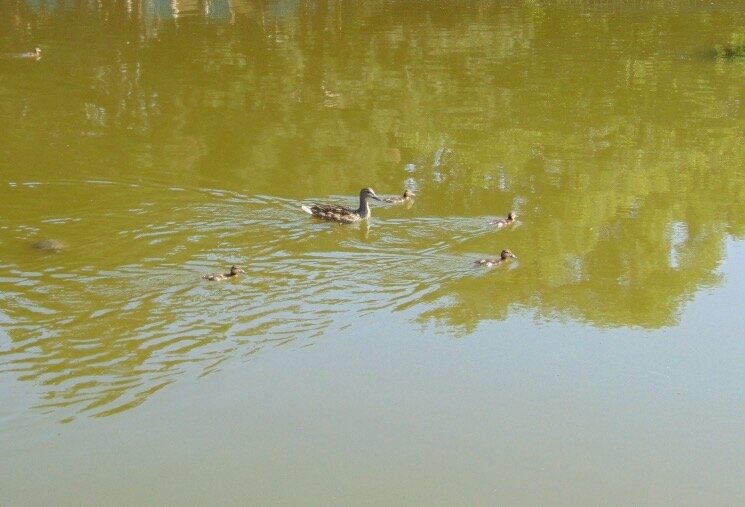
[[490, 212, 516, 228], [475, 249, 517, 267], [301, 187, 381, 223], [203, 265, 245, 281], [12, 48, 42, 60], [382, 189, 415, 204], [31, 238, 66, 253]]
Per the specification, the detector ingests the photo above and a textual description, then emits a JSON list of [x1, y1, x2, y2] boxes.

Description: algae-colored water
[[1, 1, 744, 504]]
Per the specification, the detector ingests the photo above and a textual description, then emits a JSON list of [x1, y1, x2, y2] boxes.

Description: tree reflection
[[2, 0, 745, 416], [4, 0, 743, 325]]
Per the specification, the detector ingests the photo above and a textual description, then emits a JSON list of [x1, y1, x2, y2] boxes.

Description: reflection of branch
[[4, 2, 742, 417]]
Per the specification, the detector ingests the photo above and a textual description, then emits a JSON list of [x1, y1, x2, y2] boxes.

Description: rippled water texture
[[1, 0, 745, 504]]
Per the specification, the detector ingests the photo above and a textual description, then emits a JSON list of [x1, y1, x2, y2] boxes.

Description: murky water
[[1, 1, 745, 504]]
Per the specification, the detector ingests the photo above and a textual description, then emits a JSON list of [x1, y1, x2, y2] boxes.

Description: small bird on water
[[475, 249, 517, 267], [301, 187, 381, 223], [489, 212, 517, 228], [382, 189, 416, 204], [12, 48, 42, 60], [31, 239, 65, 253], [203, 265, 246, 281]]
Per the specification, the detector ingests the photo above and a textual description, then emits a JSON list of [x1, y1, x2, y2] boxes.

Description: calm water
[[1, 0, 745, 504]]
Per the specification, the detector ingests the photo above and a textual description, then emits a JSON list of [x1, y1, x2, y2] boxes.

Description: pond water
[[1, 0, 745, 504]]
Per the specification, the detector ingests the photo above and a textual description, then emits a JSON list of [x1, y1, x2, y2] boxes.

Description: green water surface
[[1, 1, 744, 505]]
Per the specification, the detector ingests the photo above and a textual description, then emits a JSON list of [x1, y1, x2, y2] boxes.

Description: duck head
[[360, 188, 381, 201]]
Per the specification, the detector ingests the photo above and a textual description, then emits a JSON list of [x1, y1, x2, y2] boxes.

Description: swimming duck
[[32, 239, 65, 253], [475, 249, 517, 267], [383, 189, 416, 204], [203, 265, 245, 281], [301, 187, 381, 223], [490, 212, 516, 228], [13, 48, 42, 60]]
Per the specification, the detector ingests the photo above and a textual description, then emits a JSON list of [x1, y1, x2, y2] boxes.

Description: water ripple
[[1, 187, 505, 420]]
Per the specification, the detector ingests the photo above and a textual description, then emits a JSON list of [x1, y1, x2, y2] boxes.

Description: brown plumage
[[490, 212, 517, 228], [382, 189, 416, 204], [302, 188, 381, 223], [203, 265, 246, 281], [32, 239, 65, 253], [475, 249, 517, 267]]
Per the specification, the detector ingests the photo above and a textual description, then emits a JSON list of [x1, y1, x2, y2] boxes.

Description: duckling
[[301, 187, 381, 223], [203, 265, 245, 281], [32, 239, 65, 253], [13, 47, 42, 60], [490, 212, 516, 228], [382, 189, 415, 204], [475, 249, 517, 267]]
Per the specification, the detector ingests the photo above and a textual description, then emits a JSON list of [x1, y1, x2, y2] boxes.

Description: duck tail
[[301, 205, 314, 215]]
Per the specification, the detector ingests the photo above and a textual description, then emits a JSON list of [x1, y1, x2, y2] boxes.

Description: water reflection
[[1, 1, 744, 418], [0, 178, 732, 418], [0, 184, 483, 418]]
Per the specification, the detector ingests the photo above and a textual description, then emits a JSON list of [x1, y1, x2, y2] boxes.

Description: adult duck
[[382, 189, 415, 204], [203, 265, 245, 281], [302, 187, 381, 223], [475, 249, 517, 267], [490, 212, 516, 228]]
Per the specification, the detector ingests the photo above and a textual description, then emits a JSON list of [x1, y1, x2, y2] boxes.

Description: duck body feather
[[489, 212, 517, 228], [203, 265, 245, 281], [302, 188, 380, 223], [302, 203, 367, 223], [475, 249, 517, 267], [382, 189, 415, 204]]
